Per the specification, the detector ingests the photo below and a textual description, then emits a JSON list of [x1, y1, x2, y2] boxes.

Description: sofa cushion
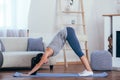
[[27, 37, 44, 51], [0, 37, 28, 51], [2, 51, 44, 67], [0, 39, 5, 52]]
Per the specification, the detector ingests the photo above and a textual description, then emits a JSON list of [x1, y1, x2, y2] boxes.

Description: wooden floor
[[0, 64, 120, 80]]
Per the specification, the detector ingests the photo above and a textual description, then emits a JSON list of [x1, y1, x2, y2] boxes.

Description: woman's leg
[[66, 27, 84, 57], [47, 27, 92, 76], [66, 27, 93, 73]]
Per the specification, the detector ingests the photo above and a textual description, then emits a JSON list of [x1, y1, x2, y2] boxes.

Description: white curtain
[[0, 0, 31, 37]]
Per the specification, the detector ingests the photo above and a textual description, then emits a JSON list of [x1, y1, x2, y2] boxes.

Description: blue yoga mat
[[13, 72, 108, 78]]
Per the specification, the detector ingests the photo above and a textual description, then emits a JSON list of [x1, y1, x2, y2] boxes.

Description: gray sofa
[[0, 37, 56, 69]]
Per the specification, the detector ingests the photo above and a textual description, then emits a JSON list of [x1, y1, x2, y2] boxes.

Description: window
[[0, 0, 30, 37]]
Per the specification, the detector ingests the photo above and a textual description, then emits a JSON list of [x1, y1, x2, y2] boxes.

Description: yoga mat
[[13, 72, 108, 78]]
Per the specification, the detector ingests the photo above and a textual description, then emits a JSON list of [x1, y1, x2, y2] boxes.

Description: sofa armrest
[[0, 51, 3, 68], [48, 57, 56, 65]]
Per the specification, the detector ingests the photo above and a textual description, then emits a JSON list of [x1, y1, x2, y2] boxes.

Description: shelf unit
[[103, 14, 120, 68], [55, 0, 88, 68]]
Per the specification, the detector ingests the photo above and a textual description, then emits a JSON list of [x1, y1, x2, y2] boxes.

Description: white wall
[[28, 0, 117, 62], [28, 0, 56, 35], [84, 0, 116, 55]]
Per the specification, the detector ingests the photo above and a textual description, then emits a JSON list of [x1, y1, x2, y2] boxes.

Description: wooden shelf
[[55, 0, 88, 68], [103, 14, 120, 16], [62, 24, 85, 27], [62, 11, 84, 14]]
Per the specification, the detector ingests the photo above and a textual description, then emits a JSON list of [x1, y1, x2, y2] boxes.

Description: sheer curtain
[[0, 0, 31, 37]]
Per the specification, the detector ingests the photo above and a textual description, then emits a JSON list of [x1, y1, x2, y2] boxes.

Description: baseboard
[[55, 61, 82, 65]]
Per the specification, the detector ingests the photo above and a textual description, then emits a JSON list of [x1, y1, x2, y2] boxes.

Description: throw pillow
[[27, 37, 44, 51], [0, 39, 5, 52]]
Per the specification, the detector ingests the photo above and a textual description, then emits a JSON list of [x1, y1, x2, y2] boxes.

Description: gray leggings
[[48, 27, 84, 57]]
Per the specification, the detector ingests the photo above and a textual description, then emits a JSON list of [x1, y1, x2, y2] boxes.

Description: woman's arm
[[28, 48, 54, 75]]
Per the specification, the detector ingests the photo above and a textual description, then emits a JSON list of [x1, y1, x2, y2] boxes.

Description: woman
[[25, 27, 93, 76]]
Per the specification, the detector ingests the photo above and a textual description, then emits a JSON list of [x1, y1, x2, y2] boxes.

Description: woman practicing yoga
[[24, 27, 93, 76]]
